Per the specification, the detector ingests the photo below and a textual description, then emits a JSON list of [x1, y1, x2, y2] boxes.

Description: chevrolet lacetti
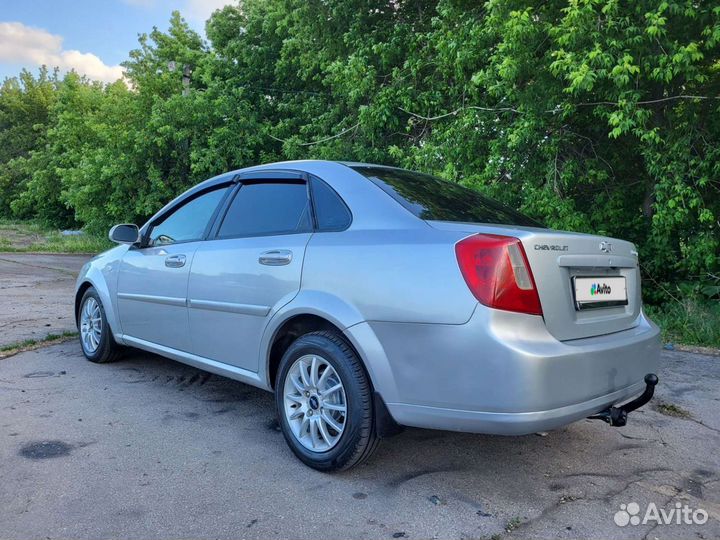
[[75, 160, 660, 470]]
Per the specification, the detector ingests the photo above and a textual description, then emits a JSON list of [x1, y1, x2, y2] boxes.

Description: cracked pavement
[[0, 253, 718, 539], [0, 343, 718, 539]]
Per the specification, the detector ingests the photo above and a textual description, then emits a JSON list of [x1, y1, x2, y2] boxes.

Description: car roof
[[192, 160, 407, 193], [145, 160, 412, 231], [232, 159, 400, 174]]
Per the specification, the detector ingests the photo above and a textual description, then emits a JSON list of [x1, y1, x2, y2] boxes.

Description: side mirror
[[109, 224, 141, 245]]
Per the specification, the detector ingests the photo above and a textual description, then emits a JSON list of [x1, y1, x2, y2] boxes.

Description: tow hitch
[[588, 373, 658, 427]]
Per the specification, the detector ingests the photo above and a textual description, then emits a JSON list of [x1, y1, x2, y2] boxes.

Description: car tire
[[77, 287, 122, 364], [275, 330, 379, 471]]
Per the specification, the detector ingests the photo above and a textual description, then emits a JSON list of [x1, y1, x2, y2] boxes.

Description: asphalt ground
[[0, 253, 718, 539], [0, 253, 89, 348]]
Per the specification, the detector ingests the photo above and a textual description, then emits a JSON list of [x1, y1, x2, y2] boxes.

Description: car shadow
[[111, 347, 667, 484]]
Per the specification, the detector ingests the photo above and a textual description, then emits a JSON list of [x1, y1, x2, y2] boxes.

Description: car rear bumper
[[349, 306, 660, 435], [386, 379, 648, 435]]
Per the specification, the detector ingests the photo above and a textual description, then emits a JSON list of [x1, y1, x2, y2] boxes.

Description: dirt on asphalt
[[0, 253, 718, 540], [0, 253, 90, 348]]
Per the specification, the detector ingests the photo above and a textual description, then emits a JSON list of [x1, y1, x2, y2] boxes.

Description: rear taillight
[[455, 234, 543, 316]]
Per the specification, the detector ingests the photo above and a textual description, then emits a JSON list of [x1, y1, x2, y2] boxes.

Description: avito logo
[[590, 283, 612, 296], [614, 501, 708, 527]]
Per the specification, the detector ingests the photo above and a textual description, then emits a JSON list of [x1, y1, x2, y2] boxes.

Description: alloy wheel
[[282, 354, 347, 452], [80, 296, 102, 354]]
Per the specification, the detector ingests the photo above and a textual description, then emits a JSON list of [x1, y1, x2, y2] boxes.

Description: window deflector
[[140, 182, 233, 248], [210, 170, 313, 239]]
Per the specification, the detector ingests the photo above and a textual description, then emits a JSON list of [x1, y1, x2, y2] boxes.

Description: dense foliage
[[1, 1, 719, 306]]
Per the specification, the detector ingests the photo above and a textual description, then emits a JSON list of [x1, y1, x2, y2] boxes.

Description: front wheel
[[275, 331, 378, 471], [78, 287, 122, 363]]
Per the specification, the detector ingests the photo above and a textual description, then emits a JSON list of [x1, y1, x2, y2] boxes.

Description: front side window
[[217, 182, 311, 238], [149, 187, 227, 246], [351, 166, 542, 227]]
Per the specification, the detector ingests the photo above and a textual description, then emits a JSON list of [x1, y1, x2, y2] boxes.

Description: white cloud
[[0, 22, 124, 83]]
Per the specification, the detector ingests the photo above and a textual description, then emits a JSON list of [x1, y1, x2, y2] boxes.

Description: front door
[[187, 179, 313, 371], [117, 186, 229, 351]]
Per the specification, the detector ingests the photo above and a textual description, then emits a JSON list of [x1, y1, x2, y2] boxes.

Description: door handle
[[165, 254, 186, 268], [259, 249, 293, 266]]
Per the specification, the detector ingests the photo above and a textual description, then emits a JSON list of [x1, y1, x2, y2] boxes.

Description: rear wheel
[[78, 287, 122, 363], [275, 331, 378, 471]]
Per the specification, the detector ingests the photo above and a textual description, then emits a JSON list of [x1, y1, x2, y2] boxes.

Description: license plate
[[573, 276, 628, 310]]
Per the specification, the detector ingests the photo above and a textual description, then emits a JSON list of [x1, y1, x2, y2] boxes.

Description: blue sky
[[0, 0, 231, 82]]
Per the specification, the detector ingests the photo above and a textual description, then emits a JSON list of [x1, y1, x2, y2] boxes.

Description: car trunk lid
[[428, 221, 642, 341]]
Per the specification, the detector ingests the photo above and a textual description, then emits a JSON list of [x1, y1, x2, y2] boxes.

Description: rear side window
[[217, 182, 312, 238], [351, 166, 542, 227], [311, 177, 351, 231]]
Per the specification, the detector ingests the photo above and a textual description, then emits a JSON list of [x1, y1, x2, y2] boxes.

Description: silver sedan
[[75, 160, 660, 470]]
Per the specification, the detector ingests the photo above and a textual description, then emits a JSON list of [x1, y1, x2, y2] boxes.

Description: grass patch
[[0, 338, 40, 352], [0, 331, 78, 357], [645, 298, 720, 349], [504, 517, 522, 533], [656, 402, 692, 418], [0, 219, 111, 253], [25, 230, 111, 253]]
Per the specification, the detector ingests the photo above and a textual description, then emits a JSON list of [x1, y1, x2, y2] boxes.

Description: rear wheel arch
[[267, 314, 359, 390], [267, 312, 403, 441]]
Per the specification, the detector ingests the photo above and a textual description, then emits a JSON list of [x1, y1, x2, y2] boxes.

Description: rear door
[[187, 172, 313, 371], [117, 185, 230, 351]]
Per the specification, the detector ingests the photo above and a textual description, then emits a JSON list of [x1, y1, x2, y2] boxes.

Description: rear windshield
[[352, 165, 542, 227]]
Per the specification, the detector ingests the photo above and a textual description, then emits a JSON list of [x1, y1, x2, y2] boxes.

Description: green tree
[[0, 1, 718, 302], [0, 68, 59, 216], [12, 73, 109, 227]]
